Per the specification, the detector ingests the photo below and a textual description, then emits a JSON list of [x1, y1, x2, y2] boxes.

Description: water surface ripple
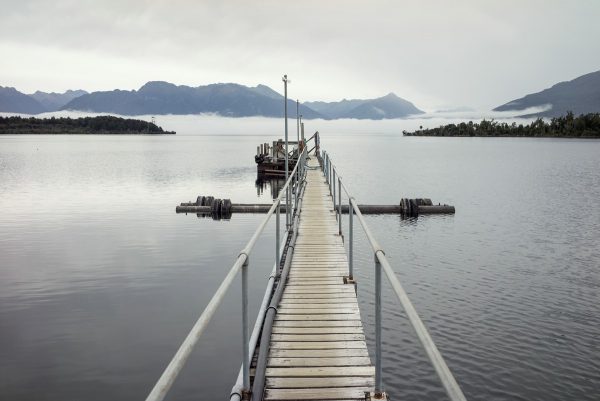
[[1, 131, 599, 401]]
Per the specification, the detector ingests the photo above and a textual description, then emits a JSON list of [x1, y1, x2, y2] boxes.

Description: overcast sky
[[1, 0, 599, 110]]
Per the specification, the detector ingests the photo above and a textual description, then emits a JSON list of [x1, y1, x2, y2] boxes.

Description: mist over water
[[0, 115, 599, 401]]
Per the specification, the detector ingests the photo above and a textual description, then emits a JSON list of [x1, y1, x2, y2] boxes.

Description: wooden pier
[[263, 157, 375, 401], [147, 145, 465, 401]]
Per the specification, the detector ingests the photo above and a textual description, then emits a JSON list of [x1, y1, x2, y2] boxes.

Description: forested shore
[[0, 116, 175, 135], [403, 112, 600, 137]]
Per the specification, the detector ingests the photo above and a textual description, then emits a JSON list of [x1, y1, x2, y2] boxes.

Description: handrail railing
[[145, 148, 308, 401], [321, 150, 467, 401]]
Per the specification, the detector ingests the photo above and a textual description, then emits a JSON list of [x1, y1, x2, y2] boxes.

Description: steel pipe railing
[[145, 148, 307, 401], [321, 152, 467, 401]]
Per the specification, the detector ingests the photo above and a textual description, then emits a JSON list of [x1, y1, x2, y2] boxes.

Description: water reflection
[[255, 176, 285, 199]]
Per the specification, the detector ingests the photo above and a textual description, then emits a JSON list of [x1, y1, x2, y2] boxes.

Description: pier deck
[[264, 157, 375, 401]]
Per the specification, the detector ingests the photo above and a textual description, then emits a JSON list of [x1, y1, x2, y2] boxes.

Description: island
[[0, 116, 175, 135], [403, 112, 600, 138]]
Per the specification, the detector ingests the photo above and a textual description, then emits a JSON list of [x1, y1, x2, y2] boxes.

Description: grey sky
[[1, 0, 599, 111]]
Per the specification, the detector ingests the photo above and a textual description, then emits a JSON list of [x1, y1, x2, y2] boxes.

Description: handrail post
[[349, 199, 353, 278], [375, 253, 383, 396], [338, 177, 342, 235], [276, 200, 280, 269], [332, 168, 336, 200], [241, 256, 250, 393], [294, 171, 298, 214], [286, 185, 291, 231], [329, 160, 333, 194]]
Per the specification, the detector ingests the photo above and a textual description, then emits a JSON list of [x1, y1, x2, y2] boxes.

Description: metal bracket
[[241, 389, 252, 400], [343, 275, 356, 285], [365, 391, 389, 401]]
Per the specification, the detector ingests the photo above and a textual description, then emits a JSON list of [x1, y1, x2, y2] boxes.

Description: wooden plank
[[269, 348, 370, 358], [277, 308, 359, 314], [275, 314, 361, 321], [268, 356, 372, 367], [277, 303, 358, 309], [279, 301, 358, 307], [270, 333, 365, 342], [265, 366, 374, 377], [288, 269, 348, 274], [273, 320, 364, 327], [264, 387, 371, 400], [287, 274, 347, 279], [269, 341, 367, 349], [271, 326, 364, 334], [283, 285, 353, 291], [285, 280, 345, 285], [266, 376, 374, 389], [290, 263, 347, 267], [281, 293, 356, 299]]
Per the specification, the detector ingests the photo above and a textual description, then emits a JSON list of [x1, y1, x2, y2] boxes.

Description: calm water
[[1, 117, 599, 401]]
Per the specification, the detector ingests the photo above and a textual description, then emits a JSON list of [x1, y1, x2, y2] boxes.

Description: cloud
[[1, 0, 599, 110]]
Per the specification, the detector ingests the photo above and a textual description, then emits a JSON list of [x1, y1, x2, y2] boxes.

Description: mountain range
[[0, 82, 423, 119], [305, 93, 423, 119], [494, 69, 600, 117], [0, 87, 88, 114], [3, 69, 600, 119]]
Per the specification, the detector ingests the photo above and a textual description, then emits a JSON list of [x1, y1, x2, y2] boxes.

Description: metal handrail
[[145, 148, 307, 401], [321, 150, 467, 401]]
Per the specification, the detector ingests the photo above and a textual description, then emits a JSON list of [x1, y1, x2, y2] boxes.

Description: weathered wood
[[273, 320, 364, 327], [265, 366, 375, 377], [279, 300, 358, 306], [277, 307, 359, 314], [266, 376, 374, 389], [281, 293, 357, 299], [264, 387, 372, 400], [270, 333, 365, 342], [269, 341, 367, 350], [268, 356, 372, 367], [271, 326, 365, 334], [268, 348, 370, 358], [263, 158, 374, 400], [275, 314, 362, 321], [277, 303, 358, 309]]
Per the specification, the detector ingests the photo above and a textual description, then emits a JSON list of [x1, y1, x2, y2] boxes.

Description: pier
[[258, 156, 374, 400], [146, 145, 466, 401]]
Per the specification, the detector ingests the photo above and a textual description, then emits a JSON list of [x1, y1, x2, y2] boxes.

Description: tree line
[[0, 116, 175, 135], [403, 112, 600, 137]]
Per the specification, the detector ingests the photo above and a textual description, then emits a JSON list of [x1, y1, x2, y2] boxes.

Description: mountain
[[3, 80, 425, 119], [30, 90, 88, 111], [0, 86, 47, 114], [304, 99, 366, 118], [494, 70, 600, 117], [305, 93, 424, 119], [62, 81, 323, 118]]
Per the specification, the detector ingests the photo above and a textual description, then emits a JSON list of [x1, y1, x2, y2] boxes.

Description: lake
[[0, 114, 599, 401]]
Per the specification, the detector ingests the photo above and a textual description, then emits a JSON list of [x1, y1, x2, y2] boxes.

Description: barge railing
[[321, 150, 467, 401], [145, 148, 308, 401]]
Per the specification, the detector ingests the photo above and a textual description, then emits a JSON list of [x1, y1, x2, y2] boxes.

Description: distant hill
[[494, 70, 600, 117], [0, 86, 47, 114], [0, 115, 175, 135], [30, 90, 88, 111], [62, 81, 323, 118], [305, 93, 424, 119]]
